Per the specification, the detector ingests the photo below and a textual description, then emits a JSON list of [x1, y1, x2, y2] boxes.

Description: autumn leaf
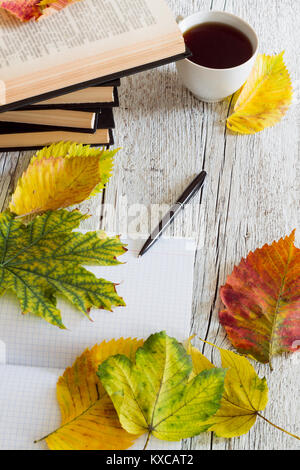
[[0, 0, 79, 21], [227, 52, 292, 134], [0, 0, 42, 21], [187, 340, 268, 438], [0, 209, 126, 328], [41, 338, 143, 450], [98, 332, 226, 447], [219, 231, 300, 367], [188, 339, 300, 441], [38, 0, 79, 13], [9, 142, 117, 218]]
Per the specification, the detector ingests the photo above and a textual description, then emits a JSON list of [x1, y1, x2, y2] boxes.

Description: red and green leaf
[[219, 231, 300, 366]]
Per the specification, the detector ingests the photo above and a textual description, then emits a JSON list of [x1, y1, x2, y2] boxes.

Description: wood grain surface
[[0, 0, 299, 450]]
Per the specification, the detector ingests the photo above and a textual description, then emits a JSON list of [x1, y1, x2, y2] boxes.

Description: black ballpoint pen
[[139, 171, 207, 257]]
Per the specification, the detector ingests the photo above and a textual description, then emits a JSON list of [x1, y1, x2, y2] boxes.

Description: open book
[[0, 0, 186, 111], [0, 237, 196, 450]]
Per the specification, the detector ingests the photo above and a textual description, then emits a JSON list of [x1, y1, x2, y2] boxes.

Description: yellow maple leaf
[[227, 52, 292, 134], [187, 339, 269, 438], [9, 142, 118, 217], [42, 338, 144, 450]]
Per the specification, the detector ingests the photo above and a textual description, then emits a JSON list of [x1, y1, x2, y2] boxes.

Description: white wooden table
[[0, 0, 299, 451]]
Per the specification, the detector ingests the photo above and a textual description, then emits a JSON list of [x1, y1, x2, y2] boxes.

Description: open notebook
[[0, 237, 196, 450]]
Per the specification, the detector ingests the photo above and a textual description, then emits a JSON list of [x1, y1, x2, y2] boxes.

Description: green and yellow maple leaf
[[9, 142, 118, 218], [227, 52, 292, 134], [43, 338, 143, 450], [98, 332, 226, 446], [0, 209, 126, 328]]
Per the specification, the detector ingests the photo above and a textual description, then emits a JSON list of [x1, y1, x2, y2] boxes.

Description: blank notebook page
[[0, 238, 196, 369], [0, 238, 196, 450], [0, 364, 191, 450]]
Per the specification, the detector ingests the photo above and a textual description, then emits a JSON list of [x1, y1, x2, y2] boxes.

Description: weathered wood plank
[[0, 151, 32, 212], [0, 0, 298, 450], [184, 0, 300, 451]]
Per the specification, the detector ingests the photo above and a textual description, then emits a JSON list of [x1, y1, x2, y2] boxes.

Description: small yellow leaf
[[45, 338, 143, 450], [227, 52, 292, 134], [188, 340, 269, 438], [9, 142, 118, 217], [186, 338, 214, 377]]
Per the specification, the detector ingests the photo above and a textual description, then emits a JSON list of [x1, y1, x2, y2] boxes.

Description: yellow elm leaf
[[9, 142, 118, 217], [188, 340, 268, 438], [44, 338, 144, 450], [227, 52, 292, 134]]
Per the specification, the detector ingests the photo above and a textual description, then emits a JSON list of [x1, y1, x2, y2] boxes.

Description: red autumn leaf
[[0, 0, 41, 20], [219, 231, 300, 367], [0, 0, 78, 22]]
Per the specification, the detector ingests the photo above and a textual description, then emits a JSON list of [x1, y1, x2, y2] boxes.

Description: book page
[[0, 237, 196, 369], [0, 0, 180, 80]]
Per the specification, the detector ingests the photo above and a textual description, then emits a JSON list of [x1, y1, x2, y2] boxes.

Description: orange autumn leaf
[[0, 0, 79, 21], [44, 338, 144, 450], [219, 231, 300, 367]]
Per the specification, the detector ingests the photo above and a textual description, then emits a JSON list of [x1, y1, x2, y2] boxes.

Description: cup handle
[[176, 15, 184, 24]]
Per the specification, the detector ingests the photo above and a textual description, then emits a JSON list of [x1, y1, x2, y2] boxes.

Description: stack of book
[[0, 79, 120, 151], [0, 0, 189, 152]]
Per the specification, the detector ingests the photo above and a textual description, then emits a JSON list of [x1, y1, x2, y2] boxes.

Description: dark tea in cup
[[183, 22, 254, 69]]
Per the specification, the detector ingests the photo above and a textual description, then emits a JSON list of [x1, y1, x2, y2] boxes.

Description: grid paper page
[[0, 237, 195, 369], [0, 364, 193, 451], [0, 365, 63, 450], [0, 237, 196, 450]]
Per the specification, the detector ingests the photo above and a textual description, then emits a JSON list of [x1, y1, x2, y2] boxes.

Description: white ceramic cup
[[176, 11, 259, 103]]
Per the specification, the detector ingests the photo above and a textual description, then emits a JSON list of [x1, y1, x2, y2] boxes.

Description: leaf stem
[[257, 413, 300, 441], [34, 432, 51, 444], [143, 432, 151, 450]]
